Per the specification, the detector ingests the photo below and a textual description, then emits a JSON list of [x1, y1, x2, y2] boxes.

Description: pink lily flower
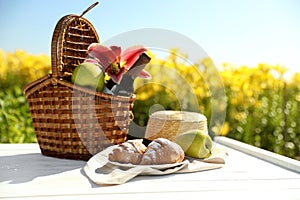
[[87, 43, 151, 84]]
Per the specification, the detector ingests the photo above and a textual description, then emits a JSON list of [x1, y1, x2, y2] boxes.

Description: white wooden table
[[1, 136, 299, 200]]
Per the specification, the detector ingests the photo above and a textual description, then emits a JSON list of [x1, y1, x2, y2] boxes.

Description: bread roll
[[108, 139, 147, 165], [140, 138, 184, 165]]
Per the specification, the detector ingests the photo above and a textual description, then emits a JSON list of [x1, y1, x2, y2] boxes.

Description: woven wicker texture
[[51, 14, 99, 80], [24, 76, 135, 160], [145, 111, 208, 142], [23, 4, 140, 160]]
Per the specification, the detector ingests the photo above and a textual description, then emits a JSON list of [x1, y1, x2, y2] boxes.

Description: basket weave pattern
[[23, 12, 135, 160], [51, 15, 99, 79]]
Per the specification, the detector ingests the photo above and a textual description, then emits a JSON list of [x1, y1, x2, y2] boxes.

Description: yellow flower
[[220, 122, 230, 136]]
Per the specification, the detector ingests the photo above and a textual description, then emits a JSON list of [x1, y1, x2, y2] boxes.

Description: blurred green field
[[0, 49, 299, 160]]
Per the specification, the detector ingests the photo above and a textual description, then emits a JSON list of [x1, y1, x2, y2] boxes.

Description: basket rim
[[23, 74, 135, 102], [22, 74, 50, 96]]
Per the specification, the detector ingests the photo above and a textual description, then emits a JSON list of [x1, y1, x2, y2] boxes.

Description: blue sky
[[1, 0, 300, 75]]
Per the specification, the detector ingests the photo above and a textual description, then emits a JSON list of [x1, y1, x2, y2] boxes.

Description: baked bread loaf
[[140, 138, 184, 165], [108, 139, 147, 164], [108, 138, 185, 165]]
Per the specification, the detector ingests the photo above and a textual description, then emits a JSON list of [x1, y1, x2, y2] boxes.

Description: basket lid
[[51, 2, 100, 79]]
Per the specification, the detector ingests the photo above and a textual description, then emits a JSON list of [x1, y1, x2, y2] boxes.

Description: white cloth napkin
[[83, 145, 228, 185]]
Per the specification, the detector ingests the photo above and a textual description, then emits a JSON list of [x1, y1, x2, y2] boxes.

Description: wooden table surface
[[1, 136, 299, 200]]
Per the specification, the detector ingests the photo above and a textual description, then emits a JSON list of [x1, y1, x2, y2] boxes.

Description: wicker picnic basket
[[23, 3, 140, 160]]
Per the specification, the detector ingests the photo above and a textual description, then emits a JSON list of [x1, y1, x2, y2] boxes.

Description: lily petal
[[138, 69, 152, 79], [107, 67, 126, 84], [110, 46, 121, 60], [121, 46, 147, 70], [84, 58, 105, 71], [84, 58, 98, 64], [87, 43, 117, 69]]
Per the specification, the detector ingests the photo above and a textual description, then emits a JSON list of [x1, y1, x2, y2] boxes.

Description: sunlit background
[[0, 0, 299, 160]]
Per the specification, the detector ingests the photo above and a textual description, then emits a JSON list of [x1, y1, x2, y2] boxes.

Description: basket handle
[[80, 2, 99, 17]]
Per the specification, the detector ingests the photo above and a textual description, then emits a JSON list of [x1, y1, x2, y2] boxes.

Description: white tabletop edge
[[214, 136, 300, 173]]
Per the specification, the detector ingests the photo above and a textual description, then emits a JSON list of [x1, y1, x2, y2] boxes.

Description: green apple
[[71, 62, 105, 92], [174, 129, 213, 159]]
